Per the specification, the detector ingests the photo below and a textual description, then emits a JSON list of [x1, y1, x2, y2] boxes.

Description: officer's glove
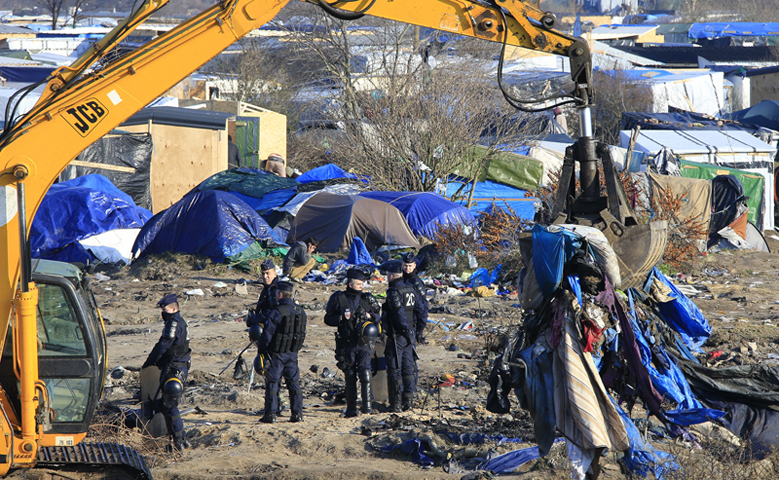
[[416, 333, 426, 345], [404, 331, 415, 346]]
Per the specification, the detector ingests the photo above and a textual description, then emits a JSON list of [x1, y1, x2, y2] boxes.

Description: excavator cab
[[1, 260, 106, 439]]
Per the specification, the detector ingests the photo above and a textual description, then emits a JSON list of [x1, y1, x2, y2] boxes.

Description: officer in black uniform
[[382, 264, 424, 412], [142, 294, 191, 451], [252, 281, 307, 424], [324, 268, 381, 417], [401, 252, 429, 343], [254, 259, 280, 315]]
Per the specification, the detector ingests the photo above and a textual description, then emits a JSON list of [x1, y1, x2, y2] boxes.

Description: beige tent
[[287, 192, 421, 253]]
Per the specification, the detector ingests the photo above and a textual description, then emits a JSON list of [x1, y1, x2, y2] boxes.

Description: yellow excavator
[[0, 0, 665, 477]]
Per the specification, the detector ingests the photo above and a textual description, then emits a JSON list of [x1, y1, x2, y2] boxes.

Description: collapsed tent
[[295, 163, 368, 184], [132, 190, 283, 263], [287, 192, 421, 253], [31, 174, 152, 264], [359, 191, 476, 239]]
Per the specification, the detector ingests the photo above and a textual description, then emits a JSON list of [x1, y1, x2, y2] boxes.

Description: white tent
[[619, 129, 776, 230]]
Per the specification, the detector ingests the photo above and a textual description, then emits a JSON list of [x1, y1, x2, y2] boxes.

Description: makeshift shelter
[[31, 174, 152, 264], [620, 129, 776, 230], [287, 192, 421, 253], [132, 190, 283, 263], [608, 68, 726, 115], [359, 191, 476, 239]]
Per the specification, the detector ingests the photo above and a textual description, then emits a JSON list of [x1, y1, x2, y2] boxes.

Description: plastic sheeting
[[445, 178, 537, 219], [278, 184, 363, 216], [63, 133, 153, 211], [651, 268, 712, 352], [132, 190, 283, 263], [295, 163, 367, 183], [531, 225, 582, 299], [621, 111, 774, 139], [689, 22, 779, 40], [31, 174, 152, 264], [287, 192, 421, 253], [359, 191, 476, 239], [231, 188, 297, 214], [614, 400, 680, 479], [727, 100, 779, 132], [195, 168, 299, 199], [346, 237, 374, 266]]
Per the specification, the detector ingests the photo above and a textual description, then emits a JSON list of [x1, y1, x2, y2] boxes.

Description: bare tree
[[591, 69, 653, 145], [37, 0, 67, 30], [203, 37, 300, 126], [71, 0, 88, 28]]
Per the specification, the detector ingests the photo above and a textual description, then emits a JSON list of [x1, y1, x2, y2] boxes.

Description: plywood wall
[[122, 122, 227, 213]]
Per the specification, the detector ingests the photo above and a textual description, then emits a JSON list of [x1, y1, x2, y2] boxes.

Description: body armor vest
[[269, 304, 307, 353], [388, 283, 416, 335], [336, 292, 374, 342]]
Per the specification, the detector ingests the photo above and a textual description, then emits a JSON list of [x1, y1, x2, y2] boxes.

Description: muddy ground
[[91, 241, 779, 480]]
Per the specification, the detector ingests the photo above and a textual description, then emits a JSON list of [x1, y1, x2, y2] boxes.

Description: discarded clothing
[[614, 400, 680, 480]]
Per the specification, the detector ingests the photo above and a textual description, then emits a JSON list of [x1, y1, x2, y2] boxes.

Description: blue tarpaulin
[[445, 178, 536, 219], [347, 236, 374, 266], [31, 174, 152, 263], [132, 190, 283, 263], [650, 268, 712, 352], [231, 188, 297, 213], [359, 191, 476, 239], [614, 400, 680, 480], [689, 22, 779, 40], [626, 291, 724, 426], [296, 163, 367, 184], [531, 225, 582, 298]]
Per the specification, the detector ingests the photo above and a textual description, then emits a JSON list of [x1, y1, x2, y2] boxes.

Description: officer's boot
[[401, 375, 416, 411], [388, 376, 402, 413], [260, 384, 278, 423], [172, 430, 190, 451], [344, 372, 358, 418], [358, 369, 373, 414]]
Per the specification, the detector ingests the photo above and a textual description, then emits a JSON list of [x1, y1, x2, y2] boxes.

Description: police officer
[[252, 282, 307, 424], [248, 259, 279, 324], [401, 252, 429, 343], [382, 264, 424, 412], [324, 268, 381, 417], [142, 294, 191, 451]]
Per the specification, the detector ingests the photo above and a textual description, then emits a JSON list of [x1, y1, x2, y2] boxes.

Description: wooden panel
[[256, 109, 287, 160], [121, 122, 228, 213]]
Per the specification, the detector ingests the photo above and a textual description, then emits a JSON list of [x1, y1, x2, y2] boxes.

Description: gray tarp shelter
[[287, 192, 421, 253]]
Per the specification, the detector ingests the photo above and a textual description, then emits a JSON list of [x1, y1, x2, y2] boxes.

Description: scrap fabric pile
[[489, 223, 769, 479]]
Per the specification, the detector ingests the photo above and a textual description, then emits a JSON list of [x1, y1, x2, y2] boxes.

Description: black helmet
[[360, 321, 379, 350], [253, 353, 268, 376], [248, 323, 264, 343], [162, 377, 183, 408]]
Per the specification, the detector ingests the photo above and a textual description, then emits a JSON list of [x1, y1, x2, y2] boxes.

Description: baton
[[219, 342, 254, 376]]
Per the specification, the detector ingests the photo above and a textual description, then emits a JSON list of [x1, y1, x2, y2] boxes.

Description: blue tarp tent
[[132, 190, 283, 263], [296, 163, 367, 184], [31, 174, 152, 263], [445, 178, 537, 220], [359, 191, 476, 239]]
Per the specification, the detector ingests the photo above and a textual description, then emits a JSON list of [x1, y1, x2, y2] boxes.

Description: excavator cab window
[[1, 261, 104, 434]]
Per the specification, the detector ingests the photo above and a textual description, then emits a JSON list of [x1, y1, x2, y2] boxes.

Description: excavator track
[[33, 443, 152, 480]]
